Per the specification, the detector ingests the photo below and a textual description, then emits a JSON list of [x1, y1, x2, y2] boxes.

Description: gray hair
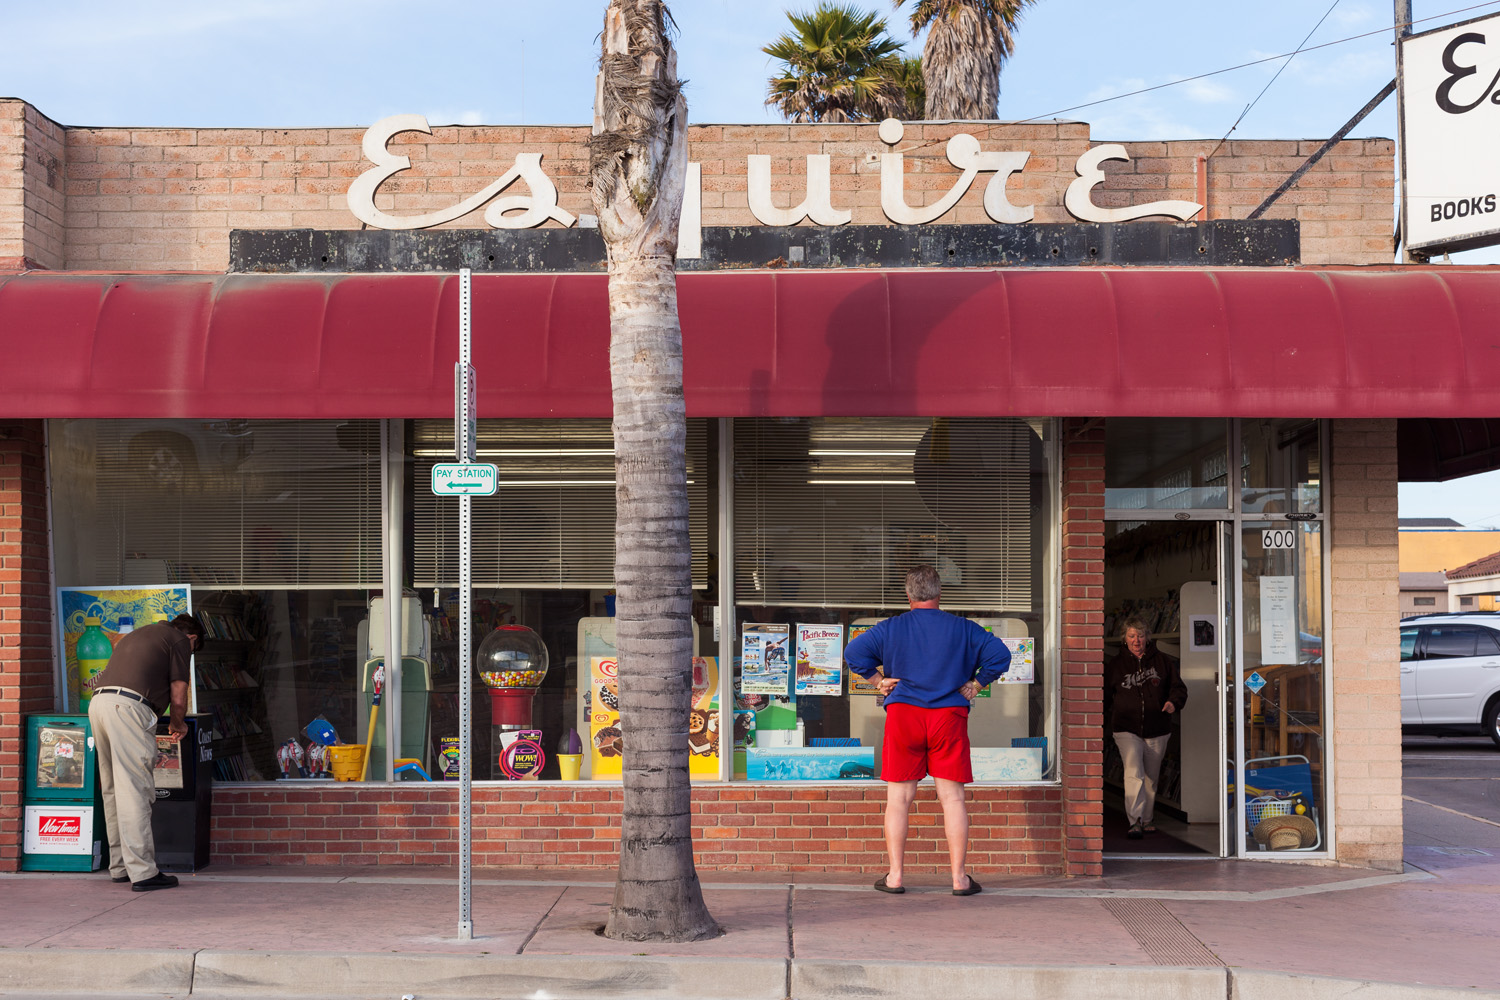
[[1120, 616, 1151, 640], [905, 564, 942, 603]]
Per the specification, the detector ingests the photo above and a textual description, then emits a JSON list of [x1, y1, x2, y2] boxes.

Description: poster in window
[[740, 623, 791, 695], [588, 655, 624, 778], [1259, 576, 1297, 663], [58, 586, 192, 710], [794, 624, 844, 696], [997, 637, 1035, 683], [847, 623, 883, 695]]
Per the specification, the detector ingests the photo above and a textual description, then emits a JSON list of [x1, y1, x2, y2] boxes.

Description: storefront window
[[1105, 418, 1229, 510], [48, 418, 384, 782], [730, 417, 1053, 782], [411, 419, 718, 782], [1241, 419, 1322, 515]]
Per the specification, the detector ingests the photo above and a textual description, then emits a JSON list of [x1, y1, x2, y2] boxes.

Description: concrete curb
[[791, 961, 1224, 1000], [1231, 970, 1500, 1000], [0, 949, 195, 994], [6, 951, 1500, 1000], [191, 952, 787, 1000]]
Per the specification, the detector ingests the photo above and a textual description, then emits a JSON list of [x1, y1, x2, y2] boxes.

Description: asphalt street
[[1401, 735, 1500, 853]]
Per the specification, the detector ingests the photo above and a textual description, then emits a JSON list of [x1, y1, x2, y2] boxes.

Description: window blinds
[[49, 419, 382, 589], [732, 417, 1037, 611], [411, 418, 710, 590]]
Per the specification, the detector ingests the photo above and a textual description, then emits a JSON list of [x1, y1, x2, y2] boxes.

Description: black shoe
[[873, 875, 905, 894], [953, 875, 982, 896], [131, 872, 179, 892], [110, 874, 130, 883]]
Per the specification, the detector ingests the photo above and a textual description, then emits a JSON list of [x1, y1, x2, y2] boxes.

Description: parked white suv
[[1400, 614, 1500, 747]]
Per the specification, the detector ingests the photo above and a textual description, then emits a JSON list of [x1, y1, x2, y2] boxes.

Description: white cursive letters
[[748, 154, 852, 227], [878, 120, 1033, 226], [1064, 144, 1202, 223], [347, 114, 577, 231]]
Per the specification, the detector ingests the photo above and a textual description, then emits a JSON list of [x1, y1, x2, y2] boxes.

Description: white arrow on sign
[[431, 463, 497, 496]]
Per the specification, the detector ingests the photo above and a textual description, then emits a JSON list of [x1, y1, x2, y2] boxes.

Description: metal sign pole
[[457, 268, 474, 940]]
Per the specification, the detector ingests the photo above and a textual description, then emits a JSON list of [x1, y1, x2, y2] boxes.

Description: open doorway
[[1103, 520, 1224, 856]]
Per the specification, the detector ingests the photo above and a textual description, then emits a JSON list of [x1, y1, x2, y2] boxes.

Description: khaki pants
[[1113, 731, 1170, 827], [88, 693, 160, 882]]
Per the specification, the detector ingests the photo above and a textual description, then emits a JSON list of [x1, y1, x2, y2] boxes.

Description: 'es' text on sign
[[431, 463, 498, 496]]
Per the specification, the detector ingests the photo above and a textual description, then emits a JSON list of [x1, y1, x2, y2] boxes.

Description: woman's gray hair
[[1120, 615, 1151, 640], [905, 564, 942, 603]]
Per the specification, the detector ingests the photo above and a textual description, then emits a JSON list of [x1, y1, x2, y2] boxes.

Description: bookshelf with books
[[195, 593, 274, 782]]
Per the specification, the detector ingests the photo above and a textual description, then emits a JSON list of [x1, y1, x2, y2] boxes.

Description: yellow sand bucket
[[326, 744, 367, 781]]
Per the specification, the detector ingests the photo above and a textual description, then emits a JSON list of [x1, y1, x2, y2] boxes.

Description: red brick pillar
[[1060, 419, 1104, 876], [0, 420, 54, 871]]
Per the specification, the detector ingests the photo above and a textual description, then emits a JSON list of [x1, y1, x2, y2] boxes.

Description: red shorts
[[881, 703, 972, 783]]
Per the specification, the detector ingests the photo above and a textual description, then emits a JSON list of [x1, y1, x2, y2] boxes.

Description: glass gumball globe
[[475, 624, 549, 690]]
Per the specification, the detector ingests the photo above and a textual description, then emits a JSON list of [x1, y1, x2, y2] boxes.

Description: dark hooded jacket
[[1104, 642, 1187, 739]]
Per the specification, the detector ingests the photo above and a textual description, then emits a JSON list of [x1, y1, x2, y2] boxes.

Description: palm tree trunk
[[923, 4, 1002, 119], [590, 0, 720, 943]]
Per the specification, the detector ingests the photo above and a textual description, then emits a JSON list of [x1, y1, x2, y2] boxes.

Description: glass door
[[1233, 521, 1327, 856]]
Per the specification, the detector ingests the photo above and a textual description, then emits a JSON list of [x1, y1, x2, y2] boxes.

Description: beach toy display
[[475, 625, 549, 779]]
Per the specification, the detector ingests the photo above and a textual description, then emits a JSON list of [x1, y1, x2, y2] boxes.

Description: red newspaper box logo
[[39, 815, 82, 838]]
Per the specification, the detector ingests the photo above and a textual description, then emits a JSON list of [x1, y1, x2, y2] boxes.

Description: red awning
[[2, 267, 1499, 419]]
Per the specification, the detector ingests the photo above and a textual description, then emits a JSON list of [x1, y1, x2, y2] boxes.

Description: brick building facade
[[0, 96, 1415, 876]]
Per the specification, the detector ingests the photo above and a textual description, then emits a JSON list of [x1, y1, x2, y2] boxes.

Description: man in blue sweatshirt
[[844, 565, 1011, 896]]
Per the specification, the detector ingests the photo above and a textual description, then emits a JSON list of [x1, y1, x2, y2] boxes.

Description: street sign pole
[[457, 268, 474, 941]]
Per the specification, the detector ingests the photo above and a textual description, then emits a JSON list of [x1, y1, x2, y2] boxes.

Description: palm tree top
[[764, 3, 912, 123], [896, 0, 1034, 59]]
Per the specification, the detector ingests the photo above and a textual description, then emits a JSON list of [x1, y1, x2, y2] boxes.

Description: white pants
[[88, 693, 160, 882], [1113, 732, 1170, 826]]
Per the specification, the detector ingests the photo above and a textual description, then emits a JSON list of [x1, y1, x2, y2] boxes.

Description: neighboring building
[[1399, 520, 1499, 615], [1401, 572, 1455, 617], [1399, 518, 1500, 576], [1446, 552, 1500, 611], [6, 94, 1476, 878]]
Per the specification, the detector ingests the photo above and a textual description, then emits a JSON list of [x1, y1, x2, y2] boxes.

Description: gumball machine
[[475, 625, 550, 779]]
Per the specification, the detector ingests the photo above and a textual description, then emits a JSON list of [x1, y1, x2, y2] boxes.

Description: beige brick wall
[[0, 99, 1398, 272], [0, 103, 22, 266], [1112, 138, 1396, 266], [0, 101, 66, 270], [1328, 419, 1403, 871]]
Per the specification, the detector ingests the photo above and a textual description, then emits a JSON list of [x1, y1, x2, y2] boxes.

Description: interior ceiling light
[[806, 479, 916, 486], [807, 449, 915, 457], [413, 447, 615, 457]]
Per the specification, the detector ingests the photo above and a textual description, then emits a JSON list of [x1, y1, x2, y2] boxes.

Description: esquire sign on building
[[1401, 11, 1500, 253]]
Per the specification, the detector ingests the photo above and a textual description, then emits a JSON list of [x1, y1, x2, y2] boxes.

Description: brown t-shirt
[[94, 622, 192, 713]]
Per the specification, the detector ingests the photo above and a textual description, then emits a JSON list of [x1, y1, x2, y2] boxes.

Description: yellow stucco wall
[[1398, 531, 1500, 573]]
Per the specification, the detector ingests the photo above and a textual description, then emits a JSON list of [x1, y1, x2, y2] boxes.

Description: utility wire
[[901, 0, 1500, 151], [1205, 0, 1344, 162]]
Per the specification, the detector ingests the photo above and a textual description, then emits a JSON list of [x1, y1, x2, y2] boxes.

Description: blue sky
[[5, 0, 1498, 521]]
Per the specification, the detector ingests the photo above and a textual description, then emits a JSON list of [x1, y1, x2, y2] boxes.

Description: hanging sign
[[1400, 12, 1500, 252]]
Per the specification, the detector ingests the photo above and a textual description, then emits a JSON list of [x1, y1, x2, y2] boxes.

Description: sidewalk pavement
[[1, 848, 1498, 1000]]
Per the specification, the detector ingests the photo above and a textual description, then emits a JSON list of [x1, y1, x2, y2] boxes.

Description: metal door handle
[[1399, 666, 1414, 673]]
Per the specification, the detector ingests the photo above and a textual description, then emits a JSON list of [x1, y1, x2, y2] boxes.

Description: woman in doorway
[[1105, 616, 1188, 839]]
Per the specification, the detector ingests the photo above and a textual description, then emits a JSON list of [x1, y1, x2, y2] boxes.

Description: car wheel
[[130, 433, 197, 487], [1484, 698, 1500, 750]]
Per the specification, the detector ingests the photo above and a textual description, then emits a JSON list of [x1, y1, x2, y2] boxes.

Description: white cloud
[[425, 110, 486, 126], [1178, 78, 1237, 104]]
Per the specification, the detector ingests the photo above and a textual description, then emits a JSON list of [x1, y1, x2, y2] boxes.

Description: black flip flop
[[874, 875, 905, 894], [952, 875, 982, 896]]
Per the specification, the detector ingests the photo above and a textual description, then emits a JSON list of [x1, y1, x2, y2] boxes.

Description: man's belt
[[94, 686, 151, 707]]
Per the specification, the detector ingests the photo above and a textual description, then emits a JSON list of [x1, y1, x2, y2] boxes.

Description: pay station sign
[[431, 463, 497, 496]]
